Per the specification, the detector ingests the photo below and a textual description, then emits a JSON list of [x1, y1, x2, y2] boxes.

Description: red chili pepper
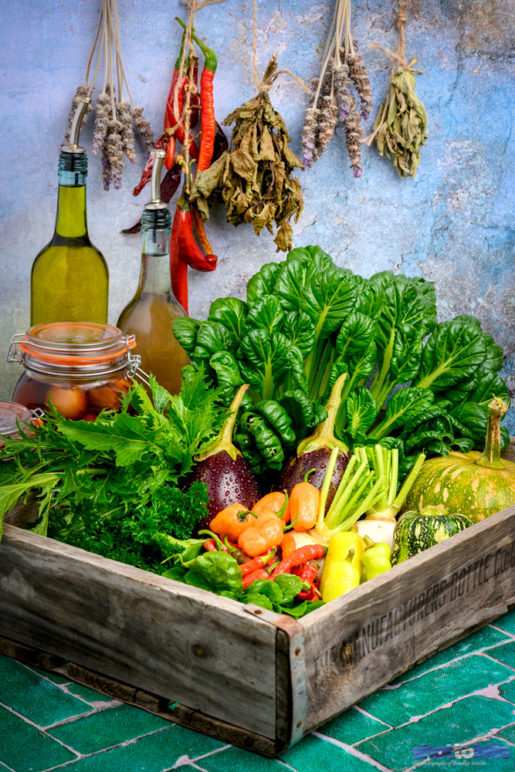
[[122, 164, 182, 235], [242, 568, 270, 589], [240, 550, 275, 577], [164, 30, 186, 131], [177, 18, 217, 172], [170, 208, 189, 312], [203, 539, 218, 552], [164, 134, 176, 171], [270, 544, 326, 580], [292, 563, 319, 584], [133, 135, 164, 197], [191, 207, 217, 268], [176, 207, 216, 272]]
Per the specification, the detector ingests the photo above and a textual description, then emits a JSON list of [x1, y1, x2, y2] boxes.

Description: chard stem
[[316, 447, 339, 532], [388, 448, 399, 505], [333, 476, 386, 532], [392, 452, 426, 512]]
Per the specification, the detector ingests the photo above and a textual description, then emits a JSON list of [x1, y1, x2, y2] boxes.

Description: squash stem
[[476, 397, 509, 470]]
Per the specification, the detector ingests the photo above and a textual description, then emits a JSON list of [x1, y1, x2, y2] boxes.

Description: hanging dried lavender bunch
[[347, 45, 373, 120], [63, 0, 154, 188], [300, 0, 372, 177]]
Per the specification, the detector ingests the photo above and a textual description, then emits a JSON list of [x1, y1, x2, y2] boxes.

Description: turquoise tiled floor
[[1, 611, 514, 772]]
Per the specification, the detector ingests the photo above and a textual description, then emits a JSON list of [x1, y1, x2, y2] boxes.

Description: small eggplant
[[189, 384, 261, 531], [279, 374, 350, 507]]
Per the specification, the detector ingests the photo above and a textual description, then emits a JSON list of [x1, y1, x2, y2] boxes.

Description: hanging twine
[[252, 0, 310, 94]]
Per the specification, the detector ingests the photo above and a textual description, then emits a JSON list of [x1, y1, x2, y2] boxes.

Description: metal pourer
[[145, 149, 167, 210], [62, 95, 91, 154]]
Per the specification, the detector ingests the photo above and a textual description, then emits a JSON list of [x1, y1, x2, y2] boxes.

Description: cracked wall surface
[[0, 0, 513, 428]]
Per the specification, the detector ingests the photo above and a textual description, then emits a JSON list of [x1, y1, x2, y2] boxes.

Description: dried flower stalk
[[301, 0, 372, 177], [64, 0, 154, 189]]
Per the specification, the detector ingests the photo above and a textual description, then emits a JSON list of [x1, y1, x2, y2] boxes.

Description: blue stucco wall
[[0, 0, 513, 427]]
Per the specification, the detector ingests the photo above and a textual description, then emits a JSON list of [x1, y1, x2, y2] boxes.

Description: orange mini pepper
[[252, 491, 287, 519], [238, 515, 284, 558], [209, 502, 257, 541], [289, 482, 320, 532]]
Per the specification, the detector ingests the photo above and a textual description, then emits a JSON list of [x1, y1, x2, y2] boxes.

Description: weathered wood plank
[[0, 525, 280, 738], [0, 635, 282, 758], [300, 505, 515, 734]]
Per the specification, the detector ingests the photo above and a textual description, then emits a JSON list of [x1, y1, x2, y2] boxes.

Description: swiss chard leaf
[[415, 316, 488, 391], [337, 387, 378, 438], [172, 317, 200, 357], [243, 296, 285, 336], [208, 297, 248, 340], [372, 387, 435, 440], [237, 330, 293, 400], [282, 311, 317, 358], [246, 261, 282, 304]]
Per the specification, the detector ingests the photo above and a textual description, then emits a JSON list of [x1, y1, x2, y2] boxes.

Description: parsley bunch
[[0, 368, 224, 572]]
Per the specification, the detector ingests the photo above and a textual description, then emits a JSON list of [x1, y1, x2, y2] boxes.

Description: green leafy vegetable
[[173, 246, 510, 480]]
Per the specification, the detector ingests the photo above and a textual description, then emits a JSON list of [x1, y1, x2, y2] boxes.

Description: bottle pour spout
[[62, 95, 91, 154], [145, 149, 168, 210]]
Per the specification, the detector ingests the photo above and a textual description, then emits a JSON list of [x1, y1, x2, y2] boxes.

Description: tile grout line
[[380, 638, 515, 691], [0, 700, 82, 763], [41, 724, 178, 772], [312, 731, 394, 771]]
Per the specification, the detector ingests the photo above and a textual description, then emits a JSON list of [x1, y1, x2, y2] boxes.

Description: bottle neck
[[138, 227, 172, 295], [55, 171, 88, 238]]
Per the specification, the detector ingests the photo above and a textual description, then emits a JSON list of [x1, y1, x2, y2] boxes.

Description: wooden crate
[[0, 502, 513, 757]]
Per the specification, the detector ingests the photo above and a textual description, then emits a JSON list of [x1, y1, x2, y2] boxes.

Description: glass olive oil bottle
[[31, 96, 108, 325], [117, 149, 189, 395]]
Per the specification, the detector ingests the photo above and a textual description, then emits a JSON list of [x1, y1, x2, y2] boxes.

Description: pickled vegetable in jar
[[8, 322, 139, 420]]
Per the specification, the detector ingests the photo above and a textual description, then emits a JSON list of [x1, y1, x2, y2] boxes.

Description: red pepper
[[122, 164, 182, 235], [164, 30, 186, 131], [242, 568, 270, 589], [240, 550, 275, 577], [270, 544, 326, 580], [176, 208, 216, 271], [164, 134, 176, 171], [170, 208, 189, 312], [133, 135, 164, 197], [191, 207, 217, 268], [177, 18, 217, 172], [203, 539, 218, 552]]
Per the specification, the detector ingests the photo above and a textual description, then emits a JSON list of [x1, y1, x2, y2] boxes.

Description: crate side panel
[[300, 506, 515, 733], [0, 526, 278, 738]]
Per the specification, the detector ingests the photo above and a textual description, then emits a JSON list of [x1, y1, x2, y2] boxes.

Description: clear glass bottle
[[117, 149, 189, 395], [30, 96, 108, 325]]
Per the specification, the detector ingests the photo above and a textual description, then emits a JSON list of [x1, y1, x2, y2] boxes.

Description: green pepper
[[320, 531, 364, 603], [361, 538, 392, 581]]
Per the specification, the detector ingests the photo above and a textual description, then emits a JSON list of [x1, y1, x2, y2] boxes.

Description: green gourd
[[392, 506, 472, 565], [403, 398, 515, 524]]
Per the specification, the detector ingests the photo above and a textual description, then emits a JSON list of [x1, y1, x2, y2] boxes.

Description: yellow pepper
[[320, 532, 365, 603]]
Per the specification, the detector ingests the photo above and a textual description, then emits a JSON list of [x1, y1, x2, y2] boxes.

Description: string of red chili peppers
[[126, 16, 226, 313]]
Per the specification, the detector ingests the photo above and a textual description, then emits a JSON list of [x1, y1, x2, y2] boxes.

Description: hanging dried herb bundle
[[366, 0, 427, 177], [301, 0, 372, 177], [190, 56, 304, 252], [64, 0, 154, 189]]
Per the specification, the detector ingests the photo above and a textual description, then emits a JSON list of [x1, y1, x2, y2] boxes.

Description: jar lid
[[15, 322, 136, 367], [0, 401, 34, 438]]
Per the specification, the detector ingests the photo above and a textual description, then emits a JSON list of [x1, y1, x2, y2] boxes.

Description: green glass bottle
[[117, 149, 189, 395], [30, 96, 108, 325]]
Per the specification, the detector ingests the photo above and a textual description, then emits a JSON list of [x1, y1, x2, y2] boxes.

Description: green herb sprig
[[0, 368, 225, 570]]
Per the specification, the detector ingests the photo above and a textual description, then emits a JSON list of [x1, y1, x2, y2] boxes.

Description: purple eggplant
[[189, 384, 261, 532], [279, 374, 350, 507]]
